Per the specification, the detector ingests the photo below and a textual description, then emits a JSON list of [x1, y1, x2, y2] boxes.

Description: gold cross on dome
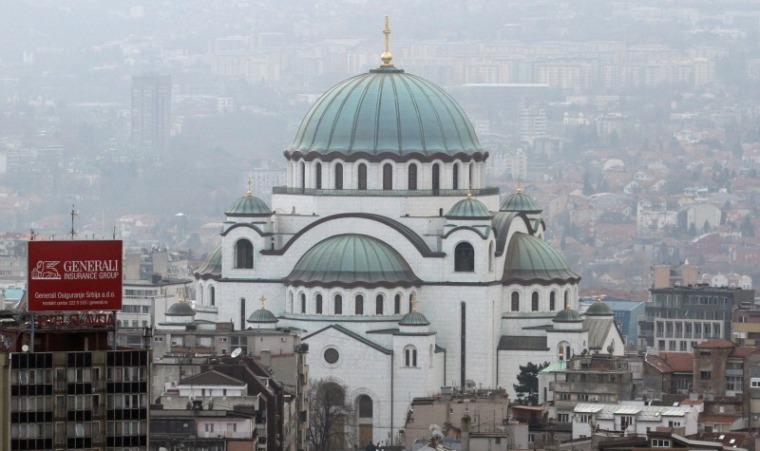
[[259, 294, 267, 309], [381, 16, 393, 66]]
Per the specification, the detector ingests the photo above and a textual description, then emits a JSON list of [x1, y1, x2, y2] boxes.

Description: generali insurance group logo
[[31, 260, 62, 280]]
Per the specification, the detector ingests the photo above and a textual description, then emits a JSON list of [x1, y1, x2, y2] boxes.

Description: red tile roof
[[660, 352, 694, 372], [695, 339, 736, 349], [699, 414, 741, 424]]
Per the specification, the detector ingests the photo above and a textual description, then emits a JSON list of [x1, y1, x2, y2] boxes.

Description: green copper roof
[[284, 234, 420, 287], [500, 190, 541, 213], [286, 67, 484, 161], [553, 307, 583, 323], [247, 307, 278, 323], [195, 246, 222, 280], [166, 302, 195, 317], [503, 232, 581, 284], [399, 311, 430, 326], [446, 197, 491, 219], [226, 193, 272, 216], [585, 299, 613, 316]]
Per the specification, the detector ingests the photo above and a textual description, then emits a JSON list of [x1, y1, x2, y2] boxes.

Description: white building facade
[[193, 48, 602, 447]]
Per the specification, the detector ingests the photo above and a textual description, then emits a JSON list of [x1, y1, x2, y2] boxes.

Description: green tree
[[741, 216, 755, 237], [513, 361, 549, 403]]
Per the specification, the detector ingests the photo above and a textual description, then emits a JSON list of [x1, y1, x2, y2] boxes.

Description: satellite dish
[[21, 344, 29, 352], [230, 347, 242, 359]]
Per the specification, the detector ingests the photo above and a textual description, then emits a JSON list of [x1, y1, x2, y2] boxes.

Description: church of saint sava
[[191, 26, 624, 445]]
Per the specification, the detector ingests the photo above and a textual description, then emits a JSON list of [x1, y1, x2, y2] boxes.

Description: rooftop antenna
[[70, 204, 78, 240], [30, 229, 35, 241], [113, 226, 116, 240]]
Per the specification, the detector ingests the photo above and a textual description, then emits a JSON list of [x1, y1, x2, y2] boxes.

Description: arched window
[[550, 292, 556, 311], [358, 163, 367, 190], [235, 239, 254, 269], [564, 290, 569, 308], [394, 294, 401, 314], [532, 292, 539, 312], [404, 346, 418, 367], [469, 162, 474, 188], [210, 286, 216, 306], [316, 294, 323, 314], [335, 163, 343, 190], [355, 295, 364, 315], [409, 293, 414, 312], [315, 162, 322, 189], [511, 292, 519, 312], [454, 242, 475, 272], [376, 294, 384, 315], [383, 163, 393, 190], [488, 242, 494, 272], [289, 292, 293, 312], [198, 284, 204, 304], [408, 164, 418, 190], [453, 163, 459, 190], [334, 294, 343, 315], [432, 163, 440, 195], [358, 395, 373, 418], [300, 293, 306, 314], [300, 161, 305, 190]]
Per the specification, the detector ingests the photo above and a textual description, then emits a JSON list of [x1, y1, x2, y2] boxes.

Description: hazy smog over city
[[2, 1, 760, 450]]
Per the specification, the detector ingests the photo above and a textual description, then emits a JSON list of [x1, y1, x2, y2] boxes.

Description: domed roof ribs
[[397, 73, 428, 153], [327, 75, 369, 154], [388, 73, 405, 153]]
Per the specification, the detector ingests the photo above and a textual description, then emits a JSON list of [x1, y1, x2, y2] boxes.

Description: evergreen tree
[[513, 361, 549, 403]]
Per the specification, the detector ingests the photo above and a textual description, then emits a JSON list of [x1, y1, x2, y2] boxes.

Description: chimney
[[462, 409, 471, 451]]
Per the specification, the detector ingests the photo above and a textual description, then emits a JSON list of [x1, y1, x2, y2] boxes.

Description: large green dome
[[503, 233, 581, 284], [285, 66, 485, 162], [284, 234, 420, 287]]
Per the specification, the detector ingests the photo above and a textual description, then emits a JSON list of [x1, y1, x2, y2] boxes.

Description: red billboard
[[28, 240, 123, 312]]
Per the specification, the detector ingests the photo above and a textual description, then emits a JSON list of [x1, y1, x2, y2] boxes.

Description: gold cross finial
[[259, 294, 267, 310], [247, 177, 253, 197], [516, 179, 523, 194], [411, 293, 417, 312], [381, 16, 393, 66], [467, 184, 472, 199]]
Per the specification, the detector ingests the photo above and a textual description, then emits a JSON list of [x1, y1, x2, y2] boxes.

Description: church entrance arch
[[357, 394, 373, 447]]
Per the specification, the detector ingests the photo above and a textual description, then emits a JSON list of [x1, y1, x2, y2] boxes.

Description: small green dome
[[500, 189, 541, 213], [446, 197, 491, 219], [553, 307, 583, 323], [399, 311, 430, 326], [586, 299, 613, 316], [226, 193, 271, 217], [166, 302, 195, 317], [195, 246, 222, 279], [503, 233, 581, 284], [248, 308, 278, 324], [286, 66, 485, 162], [284, 234, 420, 287]]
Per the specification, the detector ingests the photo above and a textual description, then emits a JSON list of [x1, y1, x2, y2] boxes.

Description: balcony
[[272, 186, 500, 197]]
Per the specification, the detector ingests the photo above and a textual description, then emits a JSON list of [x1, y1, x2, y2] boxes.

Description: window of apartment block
[[726, 376, 743, 392], [701, 371, 711, 380]]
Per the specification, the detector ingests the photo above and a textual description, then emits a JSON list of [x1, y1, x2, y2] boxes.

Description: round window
[[324, 348, 339, 364]]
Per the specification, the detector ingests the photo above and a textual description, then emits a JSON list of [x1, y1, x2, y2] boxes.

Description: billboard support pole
[[112, 310, 117, 350], [29, 313, 35, 352]]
